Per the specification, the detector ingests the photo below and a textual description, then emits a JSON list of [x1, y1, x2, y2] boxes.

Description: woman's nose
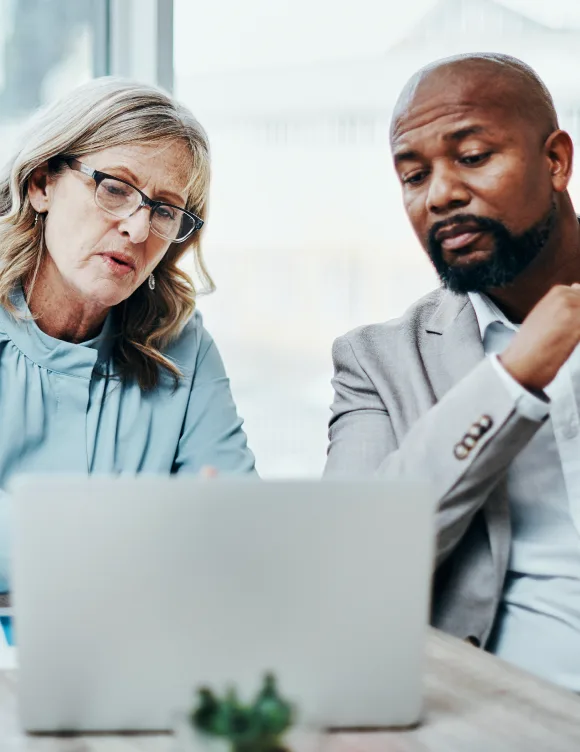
[[117, 206, 151, 243]]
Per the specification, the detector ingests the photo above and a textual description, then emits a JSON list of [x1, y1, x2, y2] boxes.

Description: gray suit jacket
[[324, 288, 546, 648]]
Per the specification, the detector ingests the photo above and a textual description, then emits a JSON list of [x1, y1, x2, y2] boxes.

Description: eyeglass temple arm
[[66, 158, 96, 179]]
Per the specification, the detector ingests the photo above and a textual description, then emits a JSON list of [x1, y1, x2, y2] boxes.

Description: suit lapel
[[423, 290, 510, 579], [423, 290, 485, 401]]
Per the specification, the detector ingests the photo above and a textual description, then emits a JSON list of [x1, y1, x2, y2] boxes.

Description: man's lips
[[441, 231, 484, 252], [434, 224, 487, 252]]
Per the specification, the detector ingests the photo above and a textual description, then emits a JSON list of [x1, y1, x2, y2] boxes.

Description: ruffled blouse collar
[[0, 285, 115, 379]]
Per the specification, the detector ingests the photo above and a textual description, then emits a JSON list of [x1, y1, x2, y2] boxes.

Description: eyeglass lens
[[95, 177, 194, 241]]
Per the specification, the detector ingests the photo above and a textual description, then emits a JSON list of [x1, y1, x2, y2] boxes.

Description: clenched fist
[[499, 283, 580, 392]]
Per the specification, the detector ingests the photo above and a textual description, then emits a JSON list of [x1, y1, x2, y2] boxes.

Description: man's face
[[391, 72, 557, 293]]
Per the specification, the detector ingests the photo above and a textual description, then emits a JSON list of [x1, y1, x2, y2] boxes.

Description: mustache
[[427, 214, 505, 248], [423, 202, 557, 294]]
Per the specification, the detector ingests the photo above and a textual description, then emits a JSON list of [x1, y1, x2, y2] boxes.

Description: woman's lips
[[100, 253, 135, 277], [440, 231, 484, 252]]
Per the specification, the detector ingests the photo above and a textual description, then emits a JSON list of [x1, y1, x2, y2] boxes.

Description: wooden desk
[[2, 629, 580, 751]]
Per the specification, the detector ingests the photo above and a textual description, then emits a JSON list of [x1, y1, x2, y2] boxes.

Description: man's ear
[[544, 129, 574, 193], [27, 163, 53, 213]]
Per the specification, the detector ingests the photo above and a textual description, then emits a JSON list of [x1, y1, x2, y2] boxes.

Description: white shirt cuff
[[490, 354, 550, 422]]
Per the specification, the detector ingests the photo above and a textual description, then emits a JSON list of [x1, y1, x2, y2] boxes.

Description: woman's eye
[[156, 206, 176, 220], [105, 183, 129, 196], [460, 153, 491, 166]]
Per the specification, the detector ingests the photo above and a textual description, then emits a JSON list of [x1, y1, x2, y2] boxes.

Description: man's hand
[[499, 283, 580, 392]]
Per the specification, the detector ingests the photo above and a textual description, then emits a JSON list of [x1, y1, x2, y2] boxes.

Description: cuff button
[[479, 415, 493, 431]]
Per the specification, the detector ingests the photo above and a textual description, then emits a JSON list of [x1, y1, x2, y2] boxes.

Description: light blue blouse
[[0, 286, 256, 591]]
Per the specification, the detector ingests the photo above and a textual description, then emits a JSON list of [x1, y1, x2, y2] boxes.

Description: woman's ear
[[544, 130, 574, 193], [27, 163, 53, 214]]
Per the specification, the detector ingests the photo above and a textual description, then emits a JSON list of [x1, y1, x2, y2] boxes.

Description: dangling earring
[[28, 212, 45, 305], [148, 273, 156, 291]]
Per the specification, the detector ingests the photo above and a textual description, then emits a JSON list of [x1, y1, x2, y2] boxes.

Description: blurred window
[[0, 0, 108, 164], [161, 3, 580, 476]]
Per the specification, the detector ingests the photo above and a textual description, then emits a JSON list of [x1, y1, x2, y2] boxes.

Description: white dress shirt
[[469, 292, 580, 690]]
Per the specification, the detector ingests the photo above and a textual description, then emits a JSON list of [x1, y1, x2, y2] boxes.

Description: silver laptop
[[10, 476, 434, 733]]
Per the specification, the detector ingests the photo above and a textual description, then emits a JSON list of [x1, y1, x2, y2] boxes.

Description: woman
[[0, 77, 256, 590]]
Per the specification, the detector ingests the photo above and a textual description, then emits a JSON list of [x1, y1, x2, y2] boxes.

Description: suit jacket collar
[[426, 289, 470, 335], [422, 289, 485, 402]]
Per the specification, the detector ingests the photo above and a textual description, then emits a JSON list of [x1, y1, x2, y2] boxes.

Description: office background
[[2, 0, 580, 477]]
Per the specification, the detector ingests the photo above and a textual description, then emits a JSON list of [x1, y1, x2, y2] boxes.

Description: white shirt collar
[[468, 291, 518, 340]]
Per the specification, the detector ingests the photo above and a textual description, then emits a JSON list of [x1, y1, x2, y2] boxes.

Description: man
[[324, 52, 580, 691]]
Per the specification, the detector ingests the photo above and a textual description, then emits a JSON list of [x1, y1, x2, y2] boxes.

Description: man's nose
[[426, 161, 471, 215]]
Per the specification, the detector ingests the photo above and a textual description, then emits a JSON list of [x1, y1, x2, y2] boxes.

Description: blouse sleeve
[[0, 490, 10, 593], [172, 326, 257, 476]]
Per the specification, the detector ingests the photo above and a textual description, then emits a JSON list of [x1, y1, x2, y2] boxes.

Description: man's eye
[[460, 153, 491, 166], [403, 171, 428, 186]]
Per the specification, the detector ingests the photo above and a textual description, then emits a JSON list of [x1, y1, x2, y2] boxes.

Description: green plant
[[190, 673, 295, 752]]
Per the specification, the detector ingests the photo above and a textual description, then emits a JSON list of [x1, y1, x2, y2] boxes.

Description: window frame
[[107, 0, 174, 91]]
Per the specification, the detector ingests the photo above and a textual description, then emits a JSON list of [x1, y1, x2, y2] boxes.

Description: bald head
[[388, 53, 577, 297], [390, 53, 558, 144]]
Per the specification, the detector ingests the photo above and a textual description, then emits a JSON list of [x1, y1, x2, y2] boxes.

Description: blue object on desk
[[1, 616, 13, 646]]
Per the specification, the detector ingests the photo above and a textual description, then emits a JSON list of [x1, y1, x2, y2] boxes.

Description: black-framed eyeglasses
[[65, 158, 204, 243]]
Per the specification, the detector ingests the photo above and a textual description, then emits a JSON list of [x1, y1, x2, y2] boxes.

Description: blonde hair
[[0, 76, 214, 390]]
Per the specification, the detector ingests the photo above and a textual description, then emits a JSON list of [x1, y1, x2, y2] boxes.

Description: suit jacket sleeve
[[324, 333, 546, 567]]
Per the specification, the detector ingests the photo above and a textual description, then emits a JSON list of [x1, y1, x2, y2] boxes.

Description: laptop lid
[[11, 476, 434, 732]]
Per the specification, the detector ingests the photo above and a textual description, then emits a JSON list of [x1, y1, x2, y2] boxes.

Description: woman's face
[[28, 140, 192, 309]]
